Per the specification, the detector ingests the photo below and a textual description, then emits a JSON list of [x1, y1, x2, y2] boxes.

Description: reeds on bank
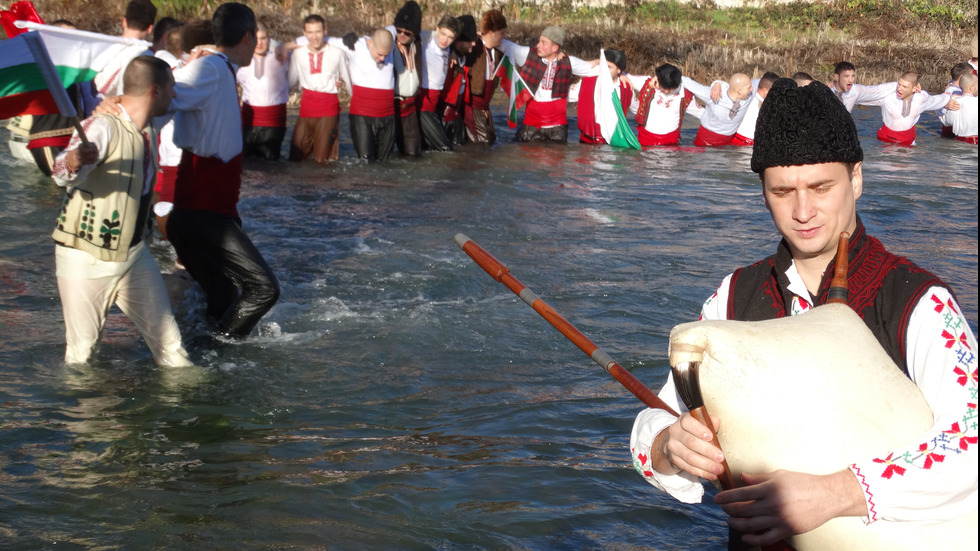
[[15, 0, 979, 92]]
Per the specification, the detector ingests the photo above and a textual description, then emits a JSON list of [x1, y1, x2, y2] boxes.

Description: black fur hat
[[751, 78, 863, 174], [605, 49, 627, 72], [455, 14, 478, 42], [393, 1, 422, 37]]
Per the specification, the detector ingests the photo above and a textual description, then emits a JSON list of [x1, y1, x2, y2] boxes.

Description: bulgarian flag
[[0, 21, 145, 120], [495, 54, 532, 129], [596, 49, 641, 149]]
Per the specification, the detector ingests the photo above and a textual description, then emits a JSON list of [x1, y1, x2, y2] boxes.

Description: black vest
[[727, 217, 948, 376]]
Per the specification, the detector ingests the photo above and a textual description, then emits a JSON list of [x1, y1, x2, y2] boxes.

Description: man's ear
[[851, 162, 863, 201]]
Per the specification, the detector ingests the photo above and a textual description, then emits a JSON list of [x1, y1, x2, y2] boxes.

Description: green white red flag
[[0, 22, 146, 119], [495, 54, 533, 129], [596, 49, 641, 149]]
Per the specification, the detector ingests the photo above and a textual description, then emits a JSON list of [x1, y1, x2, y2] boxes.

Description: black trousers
[[167, 209, 280, 337], [419, 111, 453, 152], [515, 124, 568, 143], [395, 105, 422, 157], [349, 114, 396, 162], [243, 125, 286, 160]]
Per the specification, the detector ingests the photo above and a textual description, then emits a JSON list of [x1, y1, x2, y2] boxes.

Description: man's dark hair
[[125, 0, 157, 31], [792, 71, 814, 82], [437, 14, 462, 37], [834, 61, 855, 75], [153, 16, 181, 44], [303, 14, 325, 28], [759, 71, 780, 89], [654, 63, 682, 90], [181, 18, 214, 52], [950, 62, 973, 82], [49, 19, 74, 27], [212, 2, 256, 48], [123, 55, 171, 95]]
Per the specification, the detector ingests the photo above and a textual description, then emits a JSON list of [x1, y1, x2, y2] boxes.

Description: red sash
[[418, 87, 443, 113], [955, 135, 979, 145], [28, 135, 71, 149], [876, 125, 916, 145], [468, 79, 495, 110], [523, 99, 567, 128], [350, 85, 395, 117], [174, 150, 243, 218], [941, 124, 955, 138], [731, 133, 754, 146], [579, 132, 605, 144], [694, 126, 733, 146], [638, 126, 680, 147], [299, 90, 340, 118], [242, 103, 287, 128], [396, 96, 416, 117], [155, 165, 178, 201]]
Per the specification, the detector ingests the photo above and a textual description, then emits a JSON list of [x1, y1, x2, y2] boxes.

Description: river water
[[0, 106, 976, 550]]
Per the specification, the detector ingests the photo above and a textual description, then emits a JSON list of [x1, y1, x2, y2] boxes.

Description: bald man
[[329, 29, 396, 161], [945, 73, 978, 144], [682, 73, 755, 146]]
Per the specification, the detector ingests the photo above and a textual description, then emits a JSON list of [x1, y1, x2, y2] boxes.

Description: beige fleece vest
[[52, 114, 157, 262]]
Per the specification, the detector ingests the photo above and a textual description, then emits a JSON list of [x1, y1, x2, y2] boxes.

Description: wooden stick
[[671, 361, 737, 489], [455, 233, 679, 417], [827, 232, 849, 305]]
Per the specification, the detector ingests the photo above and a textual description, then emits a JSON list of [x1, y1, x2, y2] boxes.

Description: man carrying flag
[[497, 26, 595, 143], [569, 49, 640, 148]]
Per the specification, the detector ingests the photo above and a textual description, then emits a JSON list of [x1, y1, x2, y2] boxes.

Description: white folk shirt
[[419, 31, 450, 90], [937, 83, 962, 127], [630, 263, 979, 524], [735, 93, 764, 139], [94, 43, 152, 97], [624, 74, 704, 134], [946, 94, 978, 138], [165, 52, 243, 162], [831, 82, 893, 113], [239, 42, 292, 106], [326, 36, 394, 90], [288, 43, 351, 95], [682, 77, 751, 135], [862, 85, 950, 131], [498, 39, 593, 103]]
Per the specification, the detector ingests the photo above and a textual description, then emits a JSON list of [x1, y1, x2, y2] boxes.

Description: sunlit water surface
[[0, 106, 976, 550]]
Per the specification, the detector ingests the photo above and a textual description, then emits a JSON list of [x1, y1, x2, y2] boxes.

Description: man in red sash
[[572, 49, 631, 145], [440, 15, 478, 146], [330, 29, 396, 162], [731, 72, 779, 146], [945, 73, 978, 144], [500, 26, 594, 143], [863, 72, 955, 146], [633, 63, 703, 148], [237, 21, 290, 160], [631, 79, 977, 547], [288, 15, 351, 163], [683, 73, 754, 146], [166, 2, 280, 337]]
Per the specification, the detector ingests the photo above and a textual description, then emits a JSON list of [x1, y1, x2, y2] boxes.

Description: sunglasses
[[396, 28, 413, 37]]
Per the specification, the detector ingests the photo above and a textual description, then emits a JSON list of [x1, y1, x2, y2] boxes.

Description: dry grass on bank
[[19, 0, 978, 92]]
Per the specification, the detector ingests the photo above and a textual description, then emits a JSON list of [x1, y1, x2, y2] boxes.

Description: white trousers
[[55, 242, 191, 366]]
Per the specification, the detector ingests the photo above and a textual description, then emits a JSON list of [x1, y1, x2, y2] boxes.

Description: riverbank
[[15, 0, 979, 90]]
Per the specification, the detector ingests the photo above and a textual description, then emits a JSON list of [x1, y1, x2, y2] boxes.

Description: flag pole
[[455, 233, 679, 416], [22, 31, 90, 145]]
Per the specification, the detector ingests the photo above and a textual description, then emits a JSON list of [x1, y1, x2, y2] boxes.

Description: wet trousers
[[349, 114, 396, 162], [166, 209, 280, 337], [289, 116, 338, 163]]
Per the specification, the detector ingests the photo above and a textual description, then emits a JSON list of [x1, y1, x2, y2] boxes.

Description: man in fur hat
[[630, 79, 977, 546], [440, 14, 478, 146], [388, 0, 423, 156], [455, 9, 508, 145]]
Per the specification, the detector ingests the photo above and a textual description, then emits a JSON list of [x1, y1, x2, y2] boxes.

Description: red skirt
[[694, 126, 733, 146], [299, 90, 339, 118], [418, 88, 443, 113], [877, 125, 916, 145], [523, 99, 567, 128], [242, 103, 287, 128], [174, 151, 243, 218], [955, 135, 979, 145], [350, 85, 395, 118], [638, 127, 681, 147]]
